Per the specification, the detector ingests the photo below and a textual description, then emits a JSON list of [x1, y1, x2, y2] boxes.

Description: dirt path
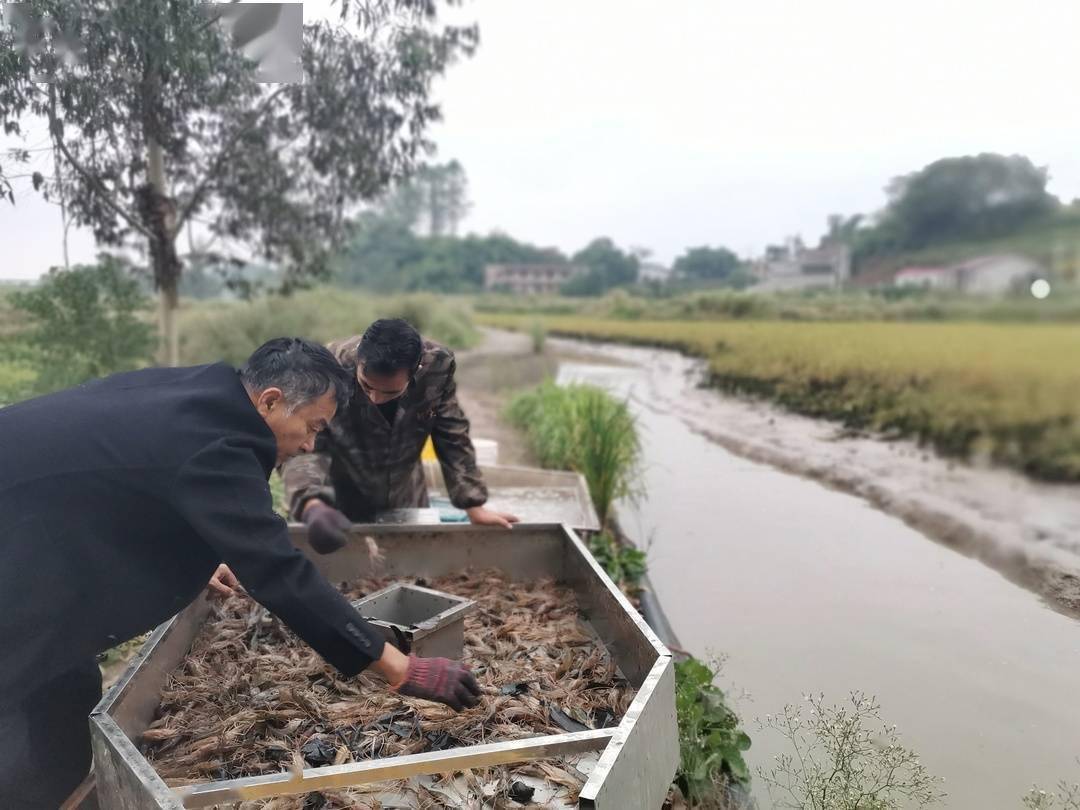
[[452, 328, 553, 467]]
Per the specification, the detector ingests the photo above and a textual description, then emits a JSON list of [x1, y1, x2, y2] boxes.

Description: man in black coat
[[0, 337, 480, 809]]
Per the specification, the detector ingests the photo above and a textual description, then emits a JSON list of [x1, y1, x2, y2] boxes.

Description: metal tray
[[424, 462, 602, 532], [89, 524, 676, 809]]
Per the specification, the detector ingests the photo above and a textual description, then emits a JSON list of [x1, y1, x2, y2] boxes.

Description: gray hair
[[239, 337, 351, 414]]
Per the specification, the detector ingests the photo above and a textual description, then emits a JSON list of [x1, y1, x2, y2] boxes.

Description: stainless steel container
[[351, 581, 475, 659], [90, 524, 676, 809]]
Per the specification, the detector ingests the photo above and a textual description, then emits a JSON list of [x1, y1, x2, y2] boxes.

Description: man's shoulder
[[86, 362, 231, 390], [420, 338, 453, 369], [326, 335, 364, 368]]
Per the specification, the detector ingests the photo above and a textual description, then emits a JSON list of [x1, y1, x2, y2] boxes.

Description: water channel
[[552, 338, 1080, 808]]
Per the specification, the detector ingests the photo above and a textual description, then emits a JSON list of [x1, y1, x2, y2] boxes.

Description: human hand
[[207, 563, 243, 598], [465, 505, 520, 529], [302, 500, 352, 554], [392, 655, 482, 711]]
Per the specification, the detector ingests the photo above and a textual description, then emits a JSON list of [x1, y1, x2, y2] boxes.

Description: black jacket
[[0, 363, 385, 707]]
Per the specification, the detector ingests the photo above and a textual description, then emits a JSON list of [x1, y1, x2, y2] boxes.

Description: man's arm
[[173, 438, 387, 677], [175, 438, 481, 708], [430, 355, 518, 528], [281, 432, 337, 520], [429, 355, 488, 510]]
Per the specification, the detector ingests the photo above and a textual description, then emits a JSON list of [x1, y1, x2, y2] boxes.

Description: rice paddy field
[[478, 314, 1080, 482]]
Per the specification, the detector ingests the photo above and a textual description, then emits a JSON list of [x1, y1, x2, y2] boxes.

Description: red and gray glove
[[302, 501, 351, 554], [392, 655, 482, 711]]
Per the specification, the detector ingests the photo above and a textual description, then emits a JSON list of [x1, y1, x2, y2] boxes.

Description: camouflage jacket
[[281, 335, 487, 521]]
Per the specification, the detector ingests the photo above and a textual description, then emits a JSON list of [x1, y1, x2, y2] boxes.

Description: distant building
[[638, 261, 673, 283], [894, 254, 1045, 295], [894, 266, 954, 290], [483, 263, 584, 295], [750, 239, 851, 292]]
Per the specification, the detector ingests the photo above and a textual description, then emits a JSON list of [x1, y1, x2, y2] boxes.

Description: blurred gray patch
[[3, 2, 301, 83], [201, 3, 303, 84], [3, 2, 88, 81]]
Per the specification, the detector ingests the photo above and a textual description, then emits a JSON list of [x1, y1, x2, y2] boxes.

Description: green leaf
[[725, 750, 750, 783]]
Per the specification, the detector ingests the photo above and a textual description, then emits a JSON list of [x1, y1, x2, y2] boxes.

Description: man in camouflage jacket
[[282, 319, 518, 549]]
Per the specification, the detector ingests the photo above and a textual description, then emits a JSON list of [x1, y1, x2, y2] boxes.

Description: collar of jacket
[[231, 365, 280, 477]]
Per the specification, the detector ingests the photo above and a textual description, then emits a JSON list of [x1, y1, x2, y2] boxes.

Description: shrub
[[180, 289, 479, 366], [529, 319, 547, 353], [10, 259, 155, 395], [587, 530, 647, 590], [758, 692, 945, 809], [1024, 765, 1080, 809], [676, 656, 752, 806]]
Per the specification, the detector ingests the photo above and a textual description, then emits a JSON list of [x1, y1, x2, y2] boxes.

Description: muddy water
[[553, 343, 1080, 809]]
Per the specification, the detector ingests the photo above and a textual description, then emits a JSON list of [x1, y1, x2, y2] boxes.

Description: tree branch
[[47, 86, 152, 240], [175, 84, 291, 231]]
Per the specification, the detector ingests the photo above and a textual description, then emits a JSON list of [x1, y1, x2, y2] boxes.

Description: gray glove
[[302, 501, 351, 554]]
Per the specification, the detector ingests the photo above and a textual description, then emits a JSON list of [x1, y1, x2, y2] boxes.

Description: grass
[[505, 381, 642, 526], [179, 288, 480, 366], [528, 319, 546, 353], [475, 287, 1080, 323], [269, 471, 288, 518], [483, 314, 1080, 482]]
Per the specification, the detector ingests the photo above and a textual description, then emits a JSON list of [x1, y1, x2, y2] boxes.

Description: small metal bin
[[351, 582, 475, 659]]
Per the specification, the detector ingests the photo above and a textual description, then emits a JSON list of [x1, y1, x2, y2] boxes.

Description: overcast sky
[[3, 0, 1080, 279]]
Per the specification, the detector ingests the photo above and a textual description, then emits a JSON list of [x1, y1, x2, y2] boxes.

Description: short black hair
[[239, 337, 351, 412], [356, 318, 422, 375]]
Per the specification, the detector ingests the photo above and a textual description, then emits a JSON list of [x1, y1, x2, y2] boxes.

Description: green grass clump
[[529, 319, 547, 353], [506, 381, 641, 525]]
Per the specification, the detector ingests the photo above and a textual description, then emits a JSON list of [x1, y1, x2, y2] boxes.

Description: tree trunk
[[158, 280, 179, 366], [52, 142, 70, 270], [146, 137, 180, 366]]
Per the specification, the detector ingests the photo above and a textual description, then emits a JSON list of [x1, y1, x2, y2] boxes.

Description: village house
[[894, 254, 1046, 295], [483, 263, 585, 295], [750, 239, 851, 292]]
